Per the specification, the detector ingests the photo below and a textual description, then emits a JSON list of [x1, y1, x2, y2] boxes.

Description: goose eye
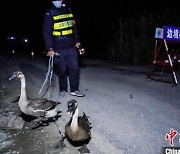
[[67, 101, 74, 108], [17, 72, 23, 76]]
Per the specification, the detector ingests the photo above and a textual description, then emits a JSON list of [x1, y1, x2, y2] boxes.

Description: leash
[[38, 52, 64, 142], [38, 52, 59, 99]]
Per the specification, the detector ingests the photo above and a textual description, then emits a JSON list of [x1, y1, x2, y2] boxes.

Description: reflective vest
[[52, 12, 74, 36]]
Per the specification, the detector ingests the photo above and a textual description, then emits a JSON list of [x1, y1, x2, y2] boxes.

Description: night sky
[[1, 0, 180, 55]]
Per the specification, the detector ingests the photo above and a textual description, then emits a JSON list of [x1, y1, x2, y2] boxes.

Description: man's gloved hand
[[75, 42, 81, 48], [47, 49, 55, 57]]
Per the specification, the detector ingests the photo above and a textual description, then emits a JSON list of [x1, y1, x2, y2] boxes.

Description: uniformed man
[[43, 0, 85, 97]]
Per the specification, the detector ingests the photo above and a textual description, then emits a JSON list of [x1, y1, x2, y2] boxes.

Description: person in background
[[43, 0, 85, 97]]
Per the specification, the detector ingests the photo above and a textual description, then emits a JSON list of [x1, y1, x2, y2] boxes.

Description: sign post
[[147, 25, 180, 85]]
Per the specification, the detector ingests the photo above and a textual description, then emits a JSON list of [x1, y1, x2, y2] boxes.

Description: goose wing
[[29, 98, 60, 111], [81, 112, 91, 128], [23, 104, 47, 117], [78, 113, 91, 139], [65, 116, 91, 141], [78, 116, 91, 133], [31, 109, 47, 117]]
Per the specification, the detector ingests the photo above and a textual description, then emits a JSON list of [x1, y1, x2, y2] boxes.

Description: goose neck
[[20, 77, 27, 100], [70, 106, 78, 130]]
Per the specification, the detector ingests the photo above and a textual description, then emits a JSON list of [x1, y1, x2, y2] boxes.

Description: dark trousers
[[54, 47, 79, 92]]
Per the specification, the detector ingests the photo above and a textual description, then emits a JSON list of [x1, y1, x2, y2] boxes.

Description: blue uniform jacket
[[43, 6, 79, 51]]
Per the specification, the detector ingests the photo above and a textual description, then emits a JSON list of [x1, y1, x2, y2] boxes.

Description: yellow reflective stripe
[[54, 20, 73, 30], [62, 29, 73, 35], [52, 31, 61, 36], [52, 30, 73, 36], [53, 13, 73, 20]]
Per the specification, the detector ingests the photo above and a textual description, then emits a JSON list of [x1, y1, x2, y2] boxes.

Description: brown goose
[[65, 99, 91, 141], [9, 71, 61, 128], [55, 99, 91, 153]]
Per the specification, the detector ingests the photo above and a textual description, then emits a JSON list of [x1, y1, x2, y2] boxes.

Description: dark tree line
[[105, 9, 180, 65]]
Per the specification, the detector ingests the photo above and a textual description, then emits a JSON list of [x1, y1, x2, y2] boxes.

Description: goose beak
[[67, 105, 74, 113], [9, 73, 17, 80], [67, 107, 73, 113], [9, 71, 22, 81]]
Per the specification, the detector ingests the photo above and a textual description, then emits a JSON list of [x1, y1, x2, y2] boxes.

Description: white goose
[[9, 71, 61, 128]]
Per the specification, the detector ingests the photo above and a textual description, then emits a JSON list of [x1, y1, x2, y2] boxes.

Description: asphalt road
[[0, 51, 180, 154]]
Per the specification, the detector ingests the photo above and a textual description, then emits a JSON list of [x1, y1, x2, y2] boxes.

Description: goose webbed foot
[[29, 121, 42, 130], [29, 117, 48, 130], [78, 144, 90, 154], [32, 122, 49, 130], [54, 135, 66, 149]]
